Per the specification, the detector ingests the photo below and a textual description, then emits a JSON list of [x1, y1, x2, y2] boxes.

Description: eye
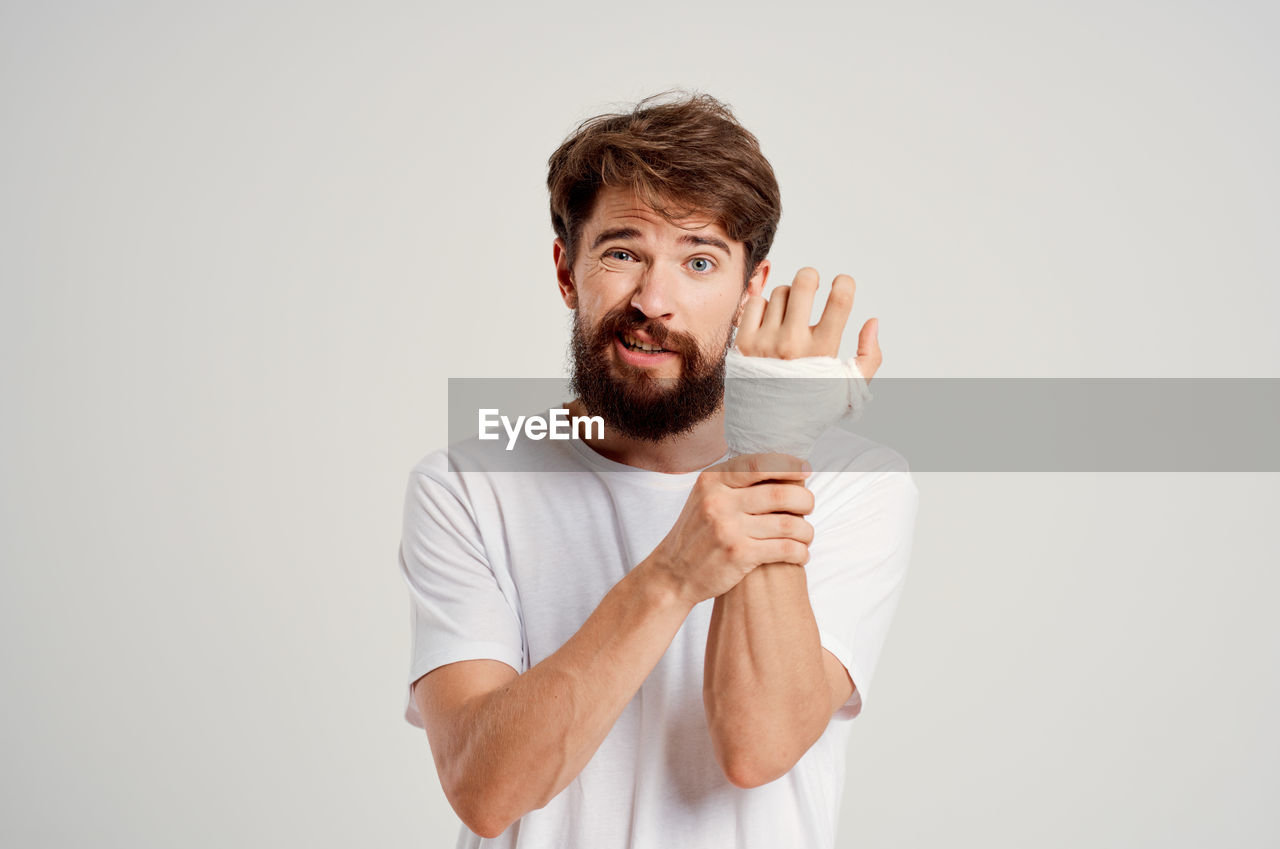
[[605, 249, 636, 262], [688, 257, 715, 273]]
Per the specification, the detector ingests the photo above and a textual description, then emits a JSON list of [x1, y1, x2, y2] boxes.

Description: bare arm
[[415, 558, 690, 838], [707, 266, 881, 787], [414, 456, 813, 838], [702, 558, 855, 788]]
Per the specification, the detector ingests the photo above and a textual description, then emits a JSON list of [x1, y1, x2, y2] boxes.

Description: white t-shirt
[[400, 415, 920, 849]]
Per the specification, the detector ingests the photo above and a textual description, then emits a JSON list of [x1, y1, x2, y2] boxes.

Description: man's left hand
[[734, 267, 882, 383]]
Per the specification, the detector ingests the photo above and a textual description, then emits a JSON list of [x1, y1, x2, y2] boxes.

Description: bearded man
[[399, 92, 919, 849]]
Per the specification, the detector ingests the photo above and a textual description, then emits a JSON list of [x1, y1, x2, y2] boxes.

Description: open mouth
[[617, 332, 670, 354]]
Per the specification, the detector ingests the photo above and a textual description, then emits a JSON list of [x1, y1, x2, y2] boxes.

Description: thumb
[[855, 318, 882, 382]]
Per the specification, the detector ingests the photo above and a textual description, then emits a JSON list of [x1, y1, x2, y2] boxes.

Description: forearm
[[703, 561, 832, 787], [445, 557, 693, 833]]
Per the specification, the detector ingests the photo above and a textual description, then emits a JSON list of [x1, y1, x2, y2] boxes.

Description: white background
[[2, 1, 1277, 846]]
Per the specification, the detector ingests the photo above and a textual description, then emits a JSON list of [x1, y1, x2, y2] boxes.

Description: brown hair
[[547, 90, 782, 284]]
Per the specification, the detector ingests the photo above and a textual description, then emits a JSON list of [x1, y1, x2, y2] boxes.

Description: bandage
[[723, 347, 873, 458]]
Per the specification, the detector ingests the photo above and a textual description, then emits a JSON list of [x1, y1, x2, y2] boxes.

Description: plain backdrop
[[2, 1, 1277, 846]]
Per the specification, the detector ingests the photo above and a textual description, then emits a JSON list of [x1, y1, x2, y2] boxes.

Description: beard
[[569, 305, 733, 443]]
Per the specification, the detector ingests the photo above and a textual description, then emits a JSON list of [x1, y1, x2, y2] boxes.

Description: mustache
[[596, 308, 689, 354]]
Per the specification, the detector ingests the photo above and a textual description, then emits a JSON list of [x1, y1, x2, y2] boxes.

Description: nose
[[629, 263, 677, 319]]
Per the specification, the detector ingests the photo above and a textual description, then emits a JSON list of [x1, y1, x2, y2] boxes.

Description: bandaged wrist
[[722, 347, 873, 459]]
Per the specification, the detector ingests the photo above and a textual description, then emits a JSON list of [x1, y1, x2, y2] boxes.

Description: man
[[400, 92, 919, 848]]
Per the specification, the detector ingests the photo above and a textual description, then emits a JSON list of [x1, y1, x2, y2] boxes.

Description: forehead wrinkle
[[587, 188, 733, 254], [589, 227, 731, 259], [589, 226, 644, 251], [678, 233, 731, 257], [587, 218, 733, 258]]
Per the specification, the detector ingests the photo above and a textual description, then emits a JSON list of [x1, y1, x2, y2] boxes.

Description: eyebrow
[[590, 227, 732, 256]]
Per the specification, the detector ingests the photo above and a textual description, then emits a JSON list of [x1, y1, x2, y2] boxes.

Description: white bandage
[[723, 347, 873, 459]]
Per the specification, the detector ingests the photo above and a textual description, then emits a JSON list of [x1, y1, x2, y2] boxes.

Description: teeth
[[623, 334, 665, 353]]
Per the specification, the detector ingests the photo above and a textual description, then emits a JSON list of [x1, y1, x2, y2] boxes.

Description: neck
[[566, 398, 730, 474]]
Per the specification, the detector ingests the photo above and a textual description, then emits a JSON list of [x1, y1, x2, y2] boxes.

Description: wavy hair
[[547, 90, 782, 284]]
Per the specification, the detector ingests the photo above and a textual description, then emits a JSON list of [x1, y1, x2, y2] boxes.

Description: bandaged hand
[[725, 267, 882, 459]]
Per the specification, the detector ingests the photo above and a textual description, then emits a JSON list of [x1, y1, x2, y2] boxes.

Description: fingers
[[709, 453, 810, 489], [782, 267, 820, 336], [855, 317, 883, 383], [812, 273, 855, 357], [745, 512, 815, 544], [733, 294, 767, 350], [754, 538, 811, 567], [760, 284, 790, 331], [739, 481, 815, 516], [752, 268, 858, 359]]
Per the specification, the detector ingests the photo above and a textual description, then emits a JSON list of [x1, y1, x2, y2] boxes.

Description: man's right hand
[[647, 453, 816, 606]]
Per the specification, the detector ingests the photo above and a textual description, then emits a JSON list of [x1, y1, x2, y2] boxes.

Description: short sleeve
[[399, 464, 525, 729], [806, 457, 920, 721]]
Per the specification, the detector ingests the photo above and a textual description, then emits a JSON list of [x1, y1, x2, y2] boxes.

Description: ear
[[734, 258, 771, 324], [553, 238, 577, 309]]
